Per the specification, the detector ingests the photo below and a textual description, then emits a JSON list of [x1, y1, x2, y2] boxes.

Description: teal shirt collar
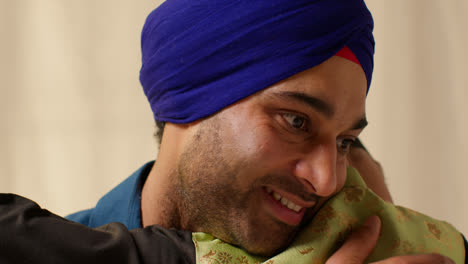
[[66, 161, 154, 230]]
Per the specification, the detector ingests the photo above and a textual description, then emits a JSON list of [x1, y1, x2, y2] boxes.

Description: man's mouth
[[262, 186, 315, 226], [265, 187, 303, 212]]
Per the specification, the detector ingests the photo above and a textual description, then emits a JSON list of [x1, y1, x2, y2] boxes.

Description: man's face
[[175, 56, 367, 256]]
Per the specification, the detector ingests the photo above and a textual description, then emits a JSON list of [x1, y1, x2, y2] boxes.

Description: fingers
[[325, 215, 455, 264], [370, 253, 455, 264], [326, 215, 381, 264], [347, 141, 393, 203]]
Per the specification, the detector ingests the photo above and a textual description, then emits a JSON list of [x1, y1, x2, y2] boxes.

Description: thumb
[[326, 215, 381, 264]]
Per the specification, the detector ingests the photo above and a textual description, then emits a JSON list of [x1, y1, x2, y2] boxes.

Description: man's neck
[[141, 123, 198, 228], [141, 161, 181, 228]]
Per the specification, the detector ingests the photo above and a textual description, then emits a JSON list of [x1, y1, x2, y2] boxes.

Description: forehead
[[258, 56, 367, 115], [267, 56, 365, 97]]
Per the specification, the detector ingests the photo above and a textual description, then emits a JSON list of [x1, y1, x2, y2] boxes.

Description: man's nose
[[294, 142, 337, 197]]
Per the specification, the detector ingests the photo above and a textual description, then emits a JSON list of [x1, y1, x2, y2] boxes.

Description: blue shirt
[[66, 161, 154, 230]]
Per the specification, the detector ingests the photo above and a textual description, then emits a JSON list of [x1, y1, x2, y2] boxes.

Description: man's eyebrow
[[272, 91, 367, 131], [272, 91, 334, 118]]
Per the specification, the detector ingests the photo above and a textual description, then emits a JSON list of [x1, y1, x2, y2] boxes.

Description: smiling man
[[59, 0, 459, 263], [139, 56, 368, 256]]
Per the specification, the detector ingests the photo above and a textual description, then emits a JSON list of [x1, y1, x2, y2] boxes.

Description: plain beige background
[[1, 1, 467, 236]]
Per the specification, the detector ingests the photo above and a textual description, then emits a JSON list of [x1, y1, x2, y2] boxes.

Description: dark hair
[[154, 121, 166, 145]]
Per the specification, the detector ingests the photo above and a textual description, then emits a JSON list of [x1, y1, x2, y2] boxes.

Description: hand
[[347, 139, 393, 203], [326, 215, 455, 264]]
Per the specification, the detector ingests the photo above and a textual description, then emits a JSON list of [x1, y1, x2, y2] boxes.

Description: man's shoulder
[[65, 161, 155, 229], [66, 208, 94, 225]]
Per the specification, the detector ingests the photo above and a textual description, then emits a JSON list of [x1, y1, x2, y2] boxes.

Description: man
[[3, 0, 458, 263]]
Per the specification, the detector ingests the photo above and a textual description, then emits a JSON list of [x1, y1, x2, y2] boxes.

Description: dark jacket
[[0, 194, 195, 264]]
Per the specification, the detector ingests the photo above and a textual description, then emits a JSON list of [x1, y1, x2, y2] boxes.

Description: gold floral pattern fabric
[[193, 167, 465, 264]]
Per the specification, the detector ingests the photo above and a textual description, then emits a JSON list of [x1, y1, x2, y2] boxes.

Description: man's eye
[[337, 138, 355, 154], [282, 113, 308, 131]]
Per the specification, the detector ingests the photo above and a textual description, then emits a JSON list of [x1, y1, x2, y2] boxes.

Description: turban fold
[[140, 0, 375, 123]]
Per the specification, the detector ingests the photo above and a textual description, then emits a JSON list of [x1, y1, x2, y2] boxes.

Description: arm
[[0, 194, 460, 264], [0, 194, 194, 264]]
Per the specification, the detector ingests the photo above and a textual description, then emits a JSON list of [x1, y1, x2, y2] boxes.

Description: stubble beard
[[172, 118, 304, 256]]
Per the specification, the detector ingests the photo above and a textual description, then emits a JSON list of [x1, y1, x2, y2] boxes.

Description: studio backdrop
[[1, 0, 467, 235]]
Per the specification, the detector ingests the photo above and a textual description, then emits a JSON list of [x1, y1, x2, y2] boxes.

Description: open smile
[[266, 186, 303, 212], [262, 187, 316, 226]]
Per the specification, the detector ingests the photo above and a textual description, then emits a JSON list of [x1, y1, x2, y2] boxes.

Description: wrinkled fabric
[[194, 167, 466, 264], [139, 0, 375, 123], [0, 194, 195, 264], [2, 170, 466, 264]]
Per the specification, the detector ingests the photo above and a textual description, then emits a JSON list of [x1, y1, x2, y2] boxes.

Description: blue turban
[[140, 0, 375, 123]]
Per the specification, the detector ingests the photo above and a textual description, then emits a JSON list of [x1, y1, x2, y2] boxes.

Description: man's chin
[[240, 239, 293, 257], [236, 228, 298, 257], [207, 230, 292, 257]]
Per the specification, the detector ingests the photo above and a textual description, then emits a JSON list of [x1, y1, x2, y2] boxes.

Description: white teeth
[[270, 190, 303, 213], [286, 200, 296, 210], [293, 204, 302, 212], [280, 197, 288, 206], [273, 192, 281, 201]]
